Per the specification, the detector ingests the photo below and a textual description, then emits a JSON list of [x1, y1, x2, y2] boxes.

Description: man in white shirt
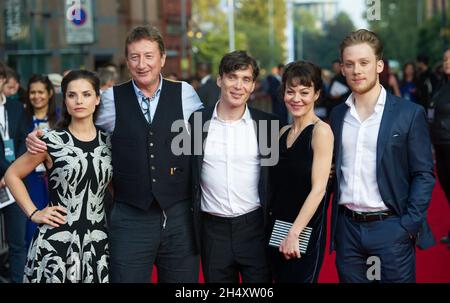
[[190, 51, 279, 282], [329, 29, 435, 282]]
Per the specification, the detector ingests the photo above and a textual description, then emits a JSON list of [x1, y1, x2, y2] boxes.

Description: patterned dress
[[24, 128, 113, 283]]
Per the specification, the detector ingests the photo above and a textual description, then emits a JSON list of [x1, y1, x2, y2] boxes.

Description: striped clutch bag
[[269, 220, 313, 254]]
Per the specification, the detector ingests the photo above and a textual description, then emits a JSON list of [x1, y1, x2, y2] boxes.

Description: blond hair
[[340, 29, 383, 60]]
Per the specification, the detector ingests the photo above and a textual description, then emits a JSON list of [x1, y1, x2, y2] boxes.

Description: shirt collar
[[132, 74, 163, 101], [212, 102, 252, 124], [345, 85, 386, 114], [0, 94, 6, 106], [200, 75, 211, 85]]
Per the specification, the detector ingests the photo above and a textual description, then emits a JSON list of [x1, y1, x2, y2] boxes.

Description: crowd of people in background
[[0, 25, 448, 283]]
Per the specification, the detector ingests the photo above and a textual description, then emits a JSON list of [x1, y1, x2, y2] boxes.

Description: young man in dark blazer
[[329, 29, 435, 282], [0, 63, 27, 283], [190, 51, 279, 283]]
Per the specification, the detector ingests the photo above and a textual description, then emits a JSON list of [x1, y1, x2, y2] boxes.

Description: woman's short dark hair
[[282, 61, 323, 95], [26, 74, 58, 129], [218, 50, 260, 81], [57, 70, 100, 129]]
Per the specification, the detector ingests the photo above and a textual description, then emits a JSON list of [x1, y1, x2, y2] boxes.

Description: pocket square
[[392, 133, 400, 137]]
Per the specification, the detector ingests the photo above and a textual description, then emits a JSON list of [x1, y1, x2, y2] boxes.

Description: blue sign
[[70, 7, 87, 26], [65, 0, 94, 44]]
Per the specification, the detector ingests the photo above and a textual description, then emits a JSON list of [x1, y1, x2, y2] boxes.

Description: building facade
[[0, 0, 192, 83]]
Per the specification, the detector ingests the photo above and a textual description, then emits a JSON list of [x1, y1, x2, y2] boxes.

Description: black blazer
[[189, 106, 279, 251], [329, 93, 436, 251], [0, 99, 26, 178], [198, 77, 221, 108]]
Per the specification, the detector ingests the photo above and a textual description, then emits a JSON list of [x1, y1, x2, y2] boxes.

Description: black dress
[[268, 124, 328, 283], [23, 128, 113, 283]]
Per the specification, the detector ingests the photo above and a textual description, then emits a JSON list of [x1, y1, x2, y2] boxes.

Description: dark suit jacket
[[198, 77, 220, 108], [189, 106, 279, 251], [0, 99, 26, 178], [329, 92, 436, 251]]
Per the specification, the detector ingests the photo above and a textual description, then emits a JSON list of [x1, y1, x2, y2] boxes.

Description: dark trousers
[[4, 203, 27, 283], [201, 208, 271, 283], [108, 200, 199, 283], [435, 145, 450, 204], [335, 211, 416, 283], [435, 144, 450, 239]]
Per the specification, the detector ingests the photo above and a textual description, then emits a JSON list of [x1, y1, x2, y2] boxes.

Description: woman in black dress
[[5, 70, 112, 282], [268, 61, 334, 282]]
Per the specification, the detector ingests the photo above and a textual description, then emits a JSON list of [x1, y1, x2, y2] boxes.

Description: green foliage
[[192, 31, 247, 75], [236, 0, 286, 72], [369, 0, 419, 65], [417, 14, 448, 66], [191, 0, 286, 76], [368, 0, 448, 67], [298, 12, 355, 69]]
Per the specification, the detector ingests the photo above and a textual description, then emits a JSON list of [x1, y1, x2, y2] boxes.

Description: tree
[[417, 12, 448, 67], [192, 0, 286, 75], [298, 11, 355, 69], [369, 0, 420, 65], [236, 0, 286, 73]]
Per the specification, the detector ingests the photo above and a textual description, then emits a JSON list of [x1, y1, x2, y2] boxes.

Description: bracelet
[[29, 209, 39, 220]]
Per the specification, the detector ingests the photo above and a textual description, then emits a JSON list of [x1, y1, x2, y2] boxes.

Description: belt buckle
[[352, 210, 363, 222], [359, 212, 367, 222]]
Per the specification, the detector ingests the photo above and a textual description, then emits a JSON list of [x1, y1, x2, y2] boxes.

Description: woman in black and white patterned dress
[[5, 70, 112, 283]]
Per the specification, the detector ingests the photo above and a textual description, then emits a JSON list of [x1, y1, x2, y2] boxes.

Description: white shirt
[[0, 94, 9, 140], [200, 103, 261, 217], [97, 75, 203, 133], [338, 87, 389, 212], [200, 74, 211, 86]]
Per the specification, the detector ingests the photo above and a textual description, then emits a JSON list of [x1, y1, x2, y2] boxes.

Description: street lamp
[[227, 0, 235, 52]]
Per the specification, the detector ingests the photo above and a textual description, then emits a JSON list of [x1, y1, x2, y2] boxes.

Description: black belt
[[340, 205, 395, 222], [202, 208, 262, 224]]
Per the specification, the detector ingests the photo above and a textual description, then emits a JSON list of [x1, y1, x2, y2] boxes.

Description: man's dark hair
[[5, 66, 20, 84], [197, 62, 212, 74], [125, 25, 165, 58], [218, 50, 259, 81], [97, 67, 119, 87], [332, 59, 341, 65], [416, 54, 429, 66]]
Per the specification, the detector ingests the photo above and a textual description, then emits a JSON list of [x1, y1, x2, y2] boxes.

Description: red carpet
[[318, 177, 450, 283], [152, 179, 450, 283]]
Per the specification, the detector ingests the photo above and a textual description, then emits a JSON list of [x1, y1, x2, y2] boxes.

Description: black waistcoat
[[112, 79, 191, 210]]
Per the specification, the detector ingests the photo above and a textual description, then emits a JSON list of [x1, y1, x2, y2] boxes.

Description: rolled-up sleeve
[[96, 87, 116, 133], [181, 81, 204, 124]]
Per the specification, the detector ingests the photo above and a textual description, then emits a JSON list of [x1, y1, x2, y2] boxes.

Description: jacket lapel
[[334, 105, 348, 184], [249, 108, 262, 146], [376, 93, 397, 169], [198, 107, 215, 174]]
